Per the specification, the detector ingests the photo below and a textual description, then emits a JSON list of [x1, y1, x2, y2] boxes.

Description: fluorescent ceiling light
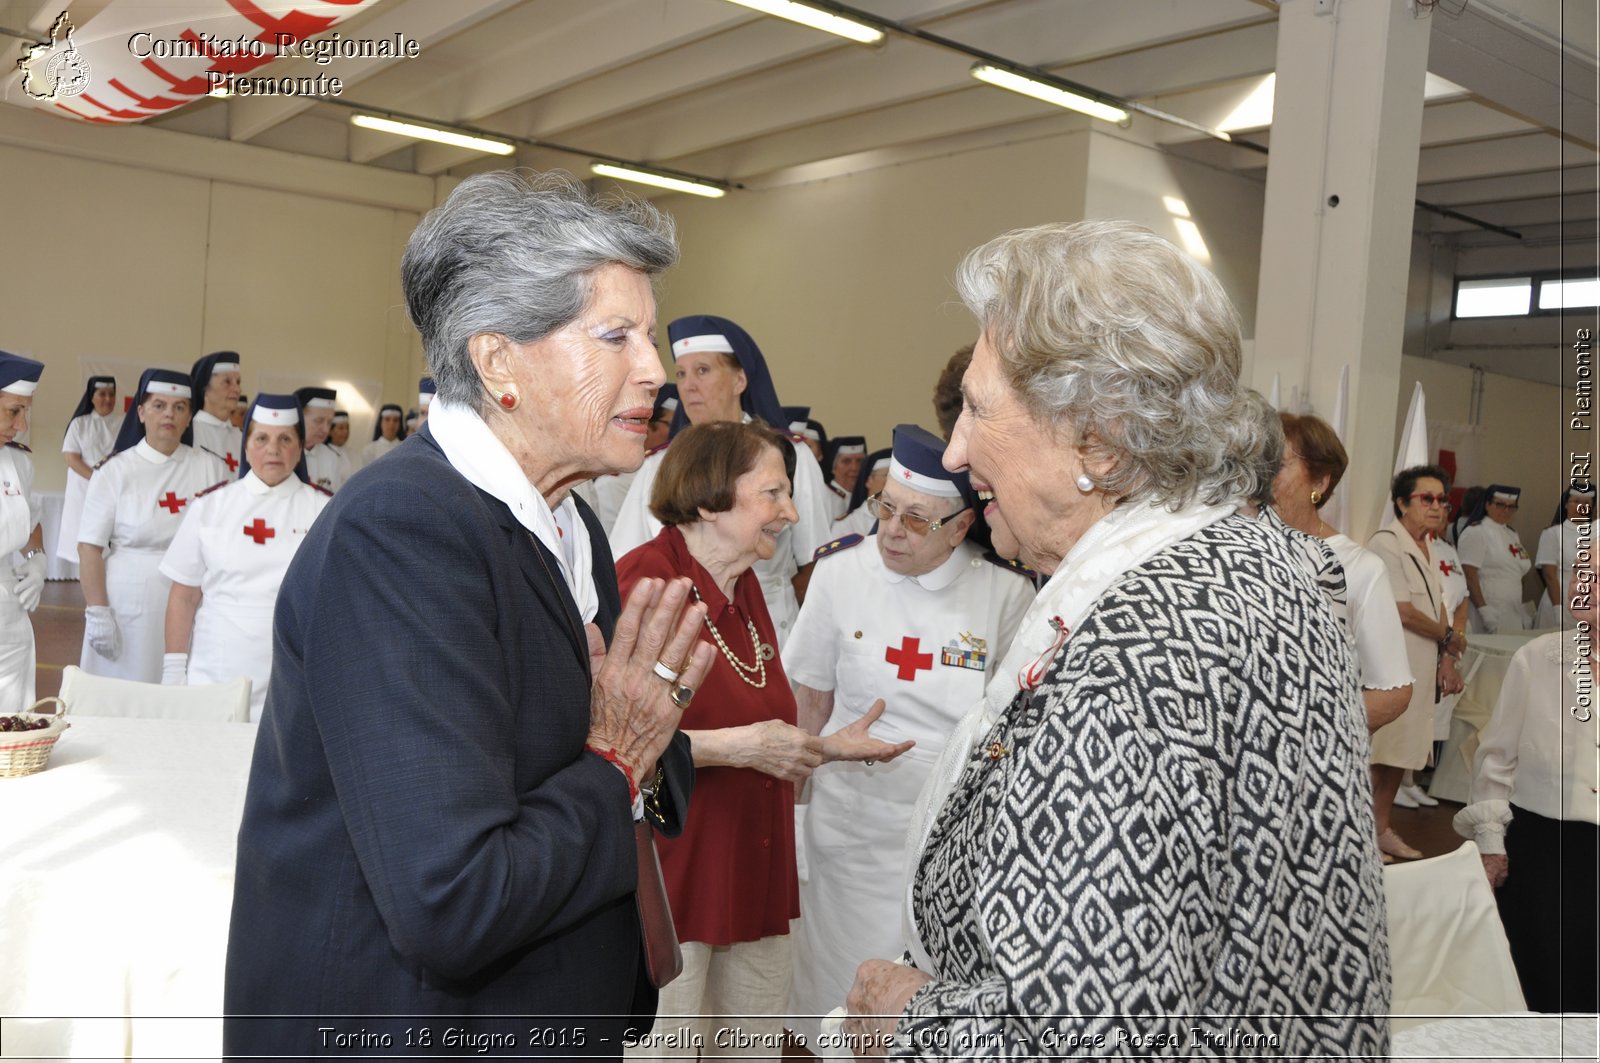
[[591, 163, 727, 199], [351, 114, 515, 156], [722, 0, 884, 44], [971, 64, 1128, 124]]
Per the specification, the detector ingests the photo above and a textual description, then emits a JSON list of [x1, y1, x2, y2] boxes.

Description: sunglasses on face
[[1408, 493, 1448, 507]]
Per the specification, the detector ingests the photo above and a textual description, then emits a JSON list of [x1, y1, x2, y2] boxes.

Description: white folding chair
[[58, 666, 251, 723], [1384, 840, 1527, 1030]]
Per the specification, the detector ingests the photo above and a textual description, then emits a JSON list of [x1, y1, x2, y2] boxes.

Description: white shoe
[[1393, 786, 1419, 809], [1402, 784, 1438, 807]]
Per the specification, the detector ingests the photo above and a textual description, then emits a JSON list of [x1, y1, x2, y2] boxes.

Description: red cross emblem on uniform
[[243, 519, 276, 545], [885, 636, 933, 681], [224, 452, 239, 472], [1509, 543, 1524, 558], [1439, 559, 1457, 576], [157, 492, 186, 514]]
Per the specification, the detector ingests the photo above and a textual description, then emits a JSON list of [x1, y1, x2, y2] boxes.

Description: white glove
[[85, 605, 122, 661], [1481, 613, 1499, 635], [161, 652, 189, 686], [12, 552, 45, 613]]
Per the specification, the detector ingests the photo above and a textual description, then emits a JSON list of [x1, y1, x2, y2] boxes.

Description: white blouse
[[1456, 634, 1600, 853], [77, 441, 230, 554], [61, 410, 124, 466]]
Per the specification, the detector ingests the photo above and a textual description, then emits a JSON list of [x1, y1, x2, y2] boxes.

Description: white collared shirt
[[428, 398, 598, 622]]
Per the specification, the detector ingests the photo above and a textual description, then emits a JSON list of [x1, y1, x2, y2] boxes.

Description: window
[[1537, 276, 1600, 310], [1453, 272, 1600, 319], [1454, 276, 1532, 318]]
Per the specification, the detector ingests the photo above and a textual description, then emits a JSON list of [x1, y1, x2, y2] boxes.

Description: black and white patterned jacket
[[902, 513, 1390, 1058]]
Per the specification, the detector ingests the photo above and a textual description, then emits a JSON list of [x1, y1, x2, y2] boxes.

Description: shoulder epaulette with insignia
[[812, 534, 864, 563], [311, 482, 334, 497], [4, 440, 30, 453], [646, 439, 670, 457], [193, 479, 232, 499], [983, 549, 1037, 581]]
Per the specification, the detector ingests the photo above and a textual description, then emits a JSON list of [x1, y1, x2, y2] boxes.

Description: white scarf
[[901, 495, 1237, 973], [428, 398, 598, 623]]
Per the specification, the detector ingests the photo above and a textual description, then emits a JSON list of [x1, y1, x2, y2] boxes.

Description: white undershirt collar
[[428, 397, 598, 622]]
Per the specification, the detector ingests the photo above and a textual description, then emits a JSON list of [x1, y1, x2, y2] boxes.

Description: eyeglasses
[[1489, 500, 1519, 510], [1408, 492, 1448, 507], [865, 494, 967, 536]]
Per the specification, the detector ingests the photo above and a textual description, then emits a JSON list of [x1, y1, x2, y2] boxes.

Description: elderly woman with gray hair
[[842, 221, 1390, 1058], [225, 171, 713, 1057]]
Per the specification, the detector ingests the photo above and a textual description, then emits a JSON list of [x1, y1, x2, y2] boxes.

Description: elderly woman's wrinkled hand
[[1481, 853, 1509, 889], [736, 719, 824, 784], [843, 959, 932, 1061], [820, 699, 915, 765], [1438, 655, 1466, 698], [588, 576, 714, 784]]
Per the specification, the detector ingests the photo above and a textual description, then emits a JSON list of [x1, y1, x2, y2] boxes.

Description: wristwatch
[[19, 549, 41, 561]]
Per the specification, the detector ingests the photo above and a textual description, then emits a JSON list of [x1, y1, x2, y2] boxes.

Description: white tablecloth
[[1430, 629, 1554, 804], [0, 715, 258, 1059]]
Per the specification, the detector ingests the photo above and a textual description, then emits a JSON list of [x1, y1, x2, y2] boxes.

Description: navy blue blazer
[[224, 427, 692, 1058]]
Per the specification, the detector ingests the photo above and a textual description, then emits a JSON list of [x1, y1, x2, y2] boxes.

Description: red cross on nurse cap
[[239, 394, 310, 485], [887, 423, 963, 498]]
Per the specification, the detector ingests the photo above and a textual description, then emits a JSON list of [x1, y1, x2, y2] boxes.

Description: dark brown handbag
[[634, 821, 683, 987]]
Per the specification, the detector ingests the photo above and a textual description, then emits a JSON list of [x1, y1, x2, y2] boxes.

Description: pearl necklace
[[692, 584, 771, 689]]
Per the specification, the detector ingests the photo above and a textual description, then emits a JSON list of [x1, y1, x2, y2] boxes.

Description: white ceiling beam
[[346, 0, 757, 167], [1418, 165, 1600, 207], [541, 0, 1267, 173], [403, 0, 1000, 176], [1416, 98, 1538, 146], [1422, 191, 1598, 232], [469, 0, 994, 152], [224, 0, 523, 144], [1416, 133, 1597, 186], [670, 17, 1279, 183], [1428, 1, 1598, 150]]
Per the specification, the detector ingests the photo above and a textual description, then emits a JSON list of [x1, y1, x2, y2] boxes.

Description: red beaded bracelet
[[587, 745, 638, 803]]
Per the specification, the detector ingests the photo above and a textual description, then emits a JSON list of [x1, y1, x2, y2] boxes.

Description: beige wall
[[1397, 355, 1571, 601], [1, 131, 426, 494]]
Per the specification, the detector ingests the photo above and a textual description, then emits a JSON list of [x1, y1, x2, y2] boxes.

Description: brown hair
[[932, 344, 974, 440], [1279, 413, 1348, 509], [650, 421, 787, 526]]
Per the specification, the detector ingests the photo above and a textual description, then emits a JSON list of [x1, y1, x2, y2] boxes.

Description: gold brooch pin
[[985, 741, 1007, 760]]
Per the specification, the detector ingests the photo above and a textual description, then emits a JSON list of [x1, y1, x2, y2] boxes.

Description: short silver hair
[[955, 220, 1268, 508], [401, 170, 678, 413]]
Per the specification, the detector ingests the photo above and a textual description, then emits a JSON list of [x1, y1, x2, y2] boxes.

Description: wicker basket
[[0, 696, 70, 778]]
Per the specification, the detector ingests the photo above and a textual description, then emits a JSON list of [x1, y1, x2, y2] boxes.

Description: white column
[[1253, 0, 1432, 539]]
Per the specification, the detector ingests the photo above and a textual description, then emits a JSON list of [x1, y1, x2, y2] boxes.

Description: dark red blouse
[[616, 526, 799, 946]]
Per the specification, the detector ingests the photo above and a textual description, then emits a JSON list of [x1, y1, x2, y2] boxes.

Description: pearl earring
[[1076, 474, 1094, 493]]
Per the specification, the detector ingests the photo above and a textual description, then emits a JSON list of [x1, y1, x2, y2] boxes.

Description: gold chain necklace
[[692, 584, 770, 689]]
